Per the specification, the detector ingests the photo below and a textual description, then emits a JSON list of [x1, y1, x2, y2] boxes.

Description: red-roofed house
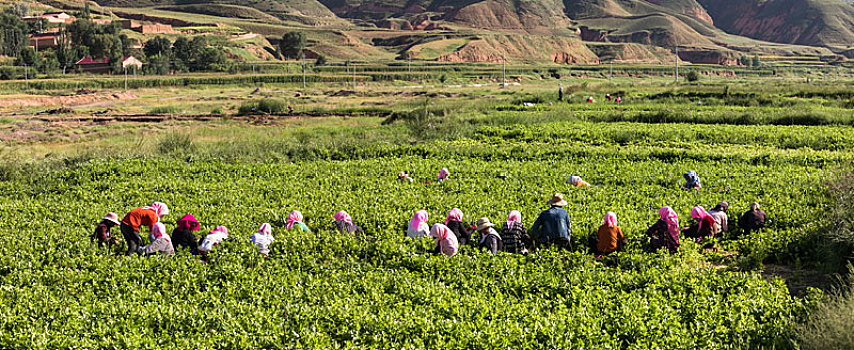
[[75, 57, 112, 74], [28, 33, 58, 49]]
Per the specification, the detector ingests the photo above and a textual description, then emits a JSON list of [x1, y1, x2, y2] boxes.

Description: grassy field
[[0, 65, 853, 348]]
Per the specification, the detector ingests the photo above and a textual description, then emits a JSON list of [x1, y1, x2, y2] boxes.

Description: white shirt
[[199, 232, 228, 252], [406, 222, 430, 240]]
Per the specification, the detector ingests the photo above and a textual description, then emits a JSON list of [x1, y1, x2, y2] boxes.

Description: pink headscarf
[[444, 208, 463, 225], [150, 222, 167, 240], [429, 224, 459, 257], [409, 210, 429, 231], [286, 210, 303, 229], [438, 168, 450, 180], [603, 212, 617, 228], [150, 202, 169, 217], [257, 223, 272, 235], [506, 210, 522, 228], [691, 206, 712, 231], [333, 211, 353, 224], [211, 225, 228, 237], [659, 206, 680, 240], [177, 214, 200, 232]]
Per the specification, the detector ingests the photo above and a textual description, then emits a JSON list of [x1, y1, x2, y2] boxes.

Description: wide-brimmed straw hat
[[102, 212, 120, 226], [476, 217, 494, 231], [547, 193, 568, 207]]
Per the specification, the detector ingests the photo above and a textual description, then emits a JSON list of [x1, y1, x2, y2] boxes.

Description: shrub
[[156, 131, 195, 154], [149, 105, 182, 114], [238, 98, 287, 115], [795, 271, 854, 350], [685, 70, 700, 82]]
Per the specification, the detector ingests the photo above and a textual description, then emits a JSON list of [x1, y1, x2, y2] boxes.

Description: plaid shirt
[[501, 222, 528, 253]]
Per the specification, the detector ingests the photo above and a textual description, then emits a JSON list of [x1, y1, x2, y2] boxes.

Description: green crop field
[[0, 67, 853, 348]]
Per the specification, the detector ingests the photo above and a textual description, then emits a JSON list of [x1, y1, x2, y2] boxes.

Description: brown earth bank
[[0, 92, 136, 108]]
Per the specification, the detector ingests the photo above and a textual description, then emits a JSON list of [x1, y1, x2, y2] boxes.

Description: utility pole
[[301, 52, 306, 89], [408, 56, 411, 74], [609, 61, 612, 84], [24, 64, 28, 88], [502, 50, 506, 87], [124, 67, 128, 91], [352, 62, 356, 90], [674, 43, 679, 83]]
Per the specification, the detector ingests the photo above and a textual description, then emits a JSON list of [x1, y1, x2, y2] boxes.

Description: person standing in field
[[407, 210, 430, 240], [708, 202, 729, 234], [683, 171, 702, 190], [250, 223, 275, 258], [647, 206, 680, 254], [738, 202, 766, 236], [429, 224, 459, 257], [558, 84, 564, 101], [286, 210, 310, 233], [596, 212, 626, 256], [140, 222, 174, 256], [475, 217, 502, 254], [683, 206, 720, 241], [501, 210, 530, 254], [171, 214, 201, 255], [198, 225, 229, 262], [531, 193, 573, 251], [92, 212, 121, 248], [569, 176, 591, 187], [333, 211, 365, 235], [120, 202, 169, 256], [437, 168, 451, 182], [444, 208, 473, 246]]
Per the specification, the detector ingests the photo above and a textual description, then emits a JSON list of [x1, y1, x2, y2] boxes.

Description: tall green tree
[[143, 36, 171, 59], [0, 11, 27, 57], [279, 31, 305, 59]]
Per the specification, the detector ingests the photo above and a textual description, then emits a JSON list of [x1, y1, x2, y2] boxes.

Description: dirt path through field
[[0, 92, 136, 108]]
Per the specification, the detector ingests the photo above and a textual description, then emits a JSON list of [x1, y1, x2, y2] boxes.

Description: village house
[[28, 33, 59, 49], [74, 57, 112, 74]]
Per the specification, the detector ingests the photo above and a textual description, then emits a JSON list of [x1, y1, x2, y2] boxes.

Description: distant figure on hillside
[[333, 211, 365, 235], [121, 202, 169, 256], [683, 206, 720, 241], [647, 206, 680, 254], [444, 208, 473, 246], [140, 222, 174, 256], [606, 93, 612, 102], [397, 171, 414, 183], [683, 171, 701, 190], [531, 193, 572, 251], [615, 96, 622, 103], [198, 225, 229, 262], [708, 202, 729, 234], [596, 212, 626, 256], [250, 223, 275, 258], [475, 217, 502, 254], [501, 210, 530, 255], [407, 210, 430, 239], [738, 203, 766, 236], [286, 210, 310, 233], [586, 96, 594, 103], [437, 168, 451, 182], [92, 212, 121, 248], [429, 223, 459, 257], [569, 176, 591, 187], [558, 84, 564, 101], [171, 214, 201, 255]]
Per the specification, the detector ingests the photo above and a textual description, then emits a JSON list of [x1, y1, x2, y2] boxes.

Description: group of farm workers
[[91, 169, 767, 259]]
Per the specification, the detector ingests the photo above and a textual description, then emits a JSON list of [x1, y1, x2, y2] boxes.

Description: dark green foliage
[[238, 98, 288, 114], [143, 36, 172, 59], [279, 31, 306, 59]]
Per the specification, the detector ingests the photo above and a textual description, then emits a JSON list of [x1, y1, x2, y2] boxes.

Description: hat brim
[[548, 199, 568, 207], [476, 223, 494, 231], [104, 217, 121, 226]]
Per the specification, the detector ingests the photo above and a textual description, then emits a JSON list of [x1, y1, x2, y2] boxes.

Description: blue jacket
[[531, 206, 572, 242]]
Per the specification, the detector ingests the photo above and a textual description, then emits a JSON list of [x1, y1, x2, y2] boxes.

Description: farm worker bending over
[[475, 217, 502, 255], [437, 168, 450, 182], [140, 222, 174, 256], [531, 193, 573, 251], [333, 211, 365, 235], [429, 224, 459, 257], [407, 210, 430, 239], [586, 96, 594, 103], [683, 206, 720, 241], [501, 210, 530, 255], [250, 223, 275, 258], [171, 214, 201, 255], [647, 207, 680, 254], [738, 203, 766, 236], [286, 210, 310, 233], [444, 208, 473, 246], [92, 212, 121, 248], [121, 202, 169, 256], [397, 172, 414, 183], [708, 202, 729, 233], [569, 176, 591, 187], [596, 212, 626, 256], [199, 225, 229, 262], [683, 171, 701, 190]]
